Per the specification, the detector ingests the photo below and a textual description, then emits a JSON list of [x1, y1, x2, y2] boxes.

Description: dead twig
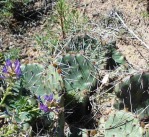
[[114, 12, 149, 50]]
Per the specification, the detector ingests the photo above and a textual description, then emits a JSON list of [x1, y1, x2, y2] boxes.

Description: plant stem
[[0, 87, 12, 106], [57, 109, 65, 137], [60, 15, 66, 39], [57, 0, 66, 39], [28, 108, 39, 113]]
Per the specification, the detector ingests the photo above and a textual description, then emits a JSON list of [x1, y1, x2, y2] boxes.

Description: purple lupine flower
[[2, 66, 8, 73], [44, 94, 54, 102], [14, 60, 21, 78], [0, 74, 5, 79], [5, 59, 12, 68], [0, 59, 22, 79], [39, 94, 61, 113], [39, 103, 50, 112]]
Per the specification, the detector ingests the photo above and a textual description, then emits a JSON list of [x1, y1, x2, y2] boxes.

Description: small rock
[[9, 42, 13, 46]]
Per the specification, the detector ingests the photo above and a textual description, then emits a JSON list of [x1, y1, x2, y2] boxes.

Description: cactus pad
[[114, 72, 149, 111], [55, 53, 97, 123], [105, 111, 145, 137], [67, 35, 127, 70], [55, 53, 97, 95], [21, 63, 63, 99]]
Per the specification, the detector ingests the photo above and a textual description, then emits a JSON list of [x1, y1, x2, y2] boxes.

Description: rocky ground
[[1, 0, 149, 70], [80, 0, 149, 70]]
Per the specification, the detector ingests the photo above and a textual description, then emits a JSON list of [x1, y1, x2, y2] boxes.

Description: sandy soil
[[0, 0, 149, 70], [79, 0, 149, 70]]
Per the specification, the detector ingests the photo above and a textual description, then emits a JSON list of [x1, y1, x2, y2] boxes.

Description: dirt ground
[[0, 0, 149, 70], [80, 0, 149, 70]]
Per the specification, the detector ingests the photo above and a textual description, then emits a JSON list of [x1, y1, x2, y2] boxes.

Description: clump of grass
[[35, 0, 89, 57], [0, 0, 30, 23], [4, 48, 21, 60], [141, 11, 149, 18]]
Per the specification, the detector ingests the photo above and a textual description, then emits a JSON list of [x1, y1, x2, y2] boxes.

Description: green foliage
[[21, 63, 66, 137], [35, 33, 59, 55], [0, 84, 40, 136], [141, 11, 149, 18], [21, 63, 45, 97], [56, 0, 66, 38], [0, 0, 14, 18], [105, 42, 127, 69], [7, 96, 39, 125], [0, 62, 64, 136], [0, 0, 43, 32], [4, 48, 20, 60], [0, 0, 30, 19], [56, 0, 85, 35], [44, 0, 88, 41]]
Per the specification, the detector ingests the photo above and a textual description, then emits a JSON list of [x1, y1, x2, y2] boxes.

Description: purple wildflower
[[6, 59, 12, 67], [2, 66, 7, 73], [0, 59, 22, 79], [44, 94, 54, 102], [0, 74, 5, 79], [39, 94, 61, 113], [39, 103, 50, 112], [14, 60, 21, 78]]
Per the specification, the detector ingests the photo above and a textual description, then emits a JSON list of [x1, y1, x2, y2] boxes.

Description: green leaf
[[19, 112, 32, 122], [112, 50, 126, 65]]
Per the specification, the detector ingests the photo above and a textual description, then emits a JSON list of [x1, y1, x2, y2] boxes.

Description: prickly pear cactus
[[105, 42, 127, 70], [67, 35, 99, 51], [55, 53, 97, 122], [55, 53, 97, 96], [114, 72, 149, 111], [67, 35, 106, 69], [104, 111, 147, 137], [21, 63, 65, 136], [67, 35, 127, 70], [45, 64, 64, 94], [21, 63, 63, 99]]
